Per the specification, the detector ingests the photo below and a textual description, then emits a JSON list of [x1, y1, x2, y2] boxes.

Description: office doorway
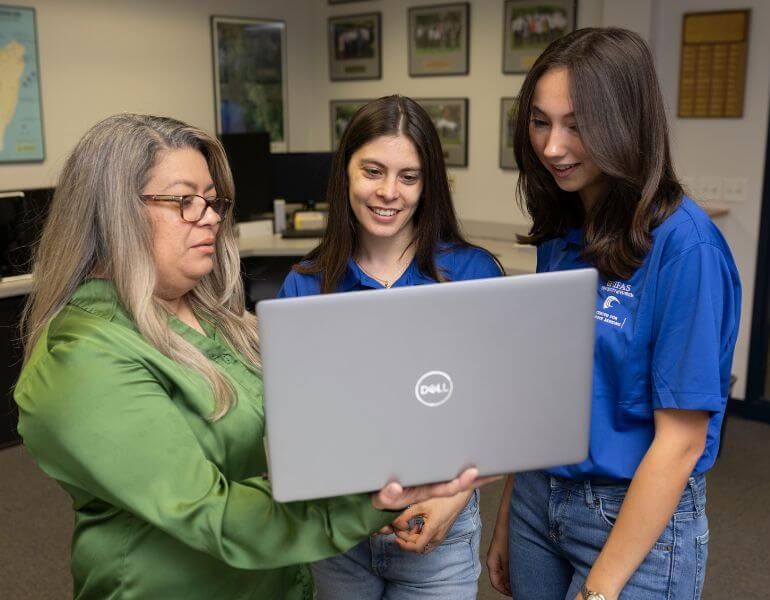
[[745, 99, 770, 422]]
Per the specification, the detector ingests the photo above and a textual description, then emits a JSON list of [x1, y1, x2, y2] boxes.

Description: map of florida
[[0, 40, 25, 152]]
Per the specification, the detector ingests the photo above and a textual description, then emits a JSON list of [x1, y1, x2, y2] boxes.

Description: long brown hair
[[514, 28, 683, 279], [297, 95, 480, 292], [21, 114, 259, 420]]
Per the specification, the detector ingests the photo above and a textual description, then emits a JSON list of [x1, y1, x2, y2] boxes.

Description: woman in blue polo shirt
[[486, 29, 741, 600], [279, 95, 502, 599]]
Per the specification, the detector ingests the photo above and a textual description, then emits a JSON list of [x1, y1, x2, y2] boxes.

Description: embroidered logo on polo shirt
[[415, 371, 453, 407], [595, 280, 633, 329], [602, 280, 634, 298]]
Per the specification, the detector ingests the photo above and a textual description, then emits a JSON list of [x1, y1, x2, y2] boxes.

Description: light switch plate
[[697, 176, 722, 202], [723, 177, 747, 203]]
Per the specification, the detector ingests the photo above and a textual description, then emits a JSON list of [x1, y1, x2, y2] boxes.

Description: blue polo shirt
[[278, 244, 503, 296], [541, 198, 741, 480]]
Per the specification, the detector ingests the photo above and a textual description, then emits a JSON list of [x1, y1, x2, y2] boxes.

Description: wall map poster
[[678, 10, 750, 118], [0, 5, 44, 163]]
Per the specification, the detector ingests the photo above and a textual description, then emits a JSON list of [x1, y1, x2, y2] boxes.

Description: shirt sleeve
[[15, 340, 393, 570], [277, 269, 300, 298], [452, 247, 504, 280], [650, 242, 740, 413]]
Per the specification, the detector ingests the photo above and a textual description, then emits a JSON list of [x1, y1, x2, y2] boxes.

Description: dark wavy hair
[[296, 95, 490, 292], [513, 27, 683, 279]]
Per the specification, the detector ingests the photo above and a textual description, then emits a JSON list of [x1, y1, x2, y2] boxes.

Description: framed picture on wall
[[329, 99, 370, 149], [502, 0, 576, 73], [0, 5, 45, 163], [499, 97, 519, 170], [415, 98, 468, 167], [211, 16, 288, 150], [408, 3, 470, 77], [328, 12, 382, 80]]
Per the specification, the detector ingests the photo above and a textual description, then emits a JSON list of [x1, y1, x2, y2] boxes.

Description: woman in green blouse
[[14, 114, 483, 600]]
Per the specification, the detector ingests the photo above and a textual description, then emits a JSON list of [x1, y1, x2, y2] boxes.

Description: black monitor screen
[[218, 132, 272, 222], [270, 152, 334, 207], [0, 187, 53, 277]]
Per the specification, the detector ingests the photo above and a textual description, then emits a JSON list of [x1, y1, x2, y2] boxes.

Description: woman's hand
[[385, 490, 473, 553], [487, 526, 512, 596], [370, 468, 496, 511], [487, 474, 514, 596]]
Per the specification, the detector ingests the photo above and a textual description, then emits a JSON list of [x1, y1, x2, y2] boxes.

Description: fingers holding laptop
[[370, 467, 475, 511], [370, 467, 498, 511], [389, 491, 472, 553]]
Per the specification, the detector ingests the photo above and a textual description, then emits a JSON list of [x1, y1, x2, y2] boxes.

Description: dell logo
[[415, 371, 453, 407]]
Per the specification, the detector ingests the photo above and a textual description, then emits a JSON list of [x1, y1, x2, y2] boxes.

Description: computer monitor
[[269, 152, 334, 208], [218, 132, 272, 222], [0, 187, 54, 277]]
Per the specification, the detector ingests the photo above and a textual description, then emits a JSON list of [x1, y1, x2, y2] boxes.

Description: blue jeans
[[509, 471, 709, 599], [312, 489, 481, 599]]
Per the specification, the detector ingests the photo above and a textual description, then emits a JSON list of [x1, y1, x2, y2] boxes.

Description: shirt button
[[221, 354, 234, 364]]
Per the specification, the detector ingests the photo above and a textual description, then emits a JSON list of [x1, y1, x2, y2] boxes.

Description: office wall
[[1, 0, 324, 190]]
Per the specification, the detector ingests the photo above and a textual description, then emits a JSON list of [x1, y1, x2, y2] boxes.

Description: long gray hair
[[21, 113, 259, 420]]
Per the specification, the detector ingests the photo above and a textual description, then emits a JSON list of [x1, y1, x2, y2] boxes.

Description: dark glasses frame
[[140, 194, 232, 223]]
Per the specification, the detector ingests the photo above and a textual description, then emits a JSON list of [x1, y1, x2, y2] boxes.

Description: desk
[[236, 232, 536, 275], [470, 237, 536, 275], [0, 274, 33, 300]]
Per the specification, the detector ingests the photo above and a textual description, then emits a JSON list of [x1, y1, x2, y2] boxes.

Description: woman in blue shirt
[[280, 95, 502, 599], [486, 29, 741, 600]]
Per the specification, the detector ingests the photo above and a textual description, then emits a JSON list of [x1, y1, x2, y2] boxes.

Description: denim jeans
[[509, 471, 709, 599], [312, 489, 482, 599]]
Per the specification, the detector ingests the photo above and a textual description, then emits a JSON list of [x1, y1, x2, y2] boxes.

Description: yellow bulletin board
[[678, 10, 750, 118]]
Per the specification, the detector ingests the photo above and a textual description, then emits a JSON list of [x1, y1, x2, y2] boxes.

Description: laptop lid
[[258, 268, 597, 502]]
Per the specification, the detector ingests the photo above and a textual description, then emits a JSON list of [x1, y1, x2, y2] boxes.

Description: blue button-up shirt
[[541, 198, 741, 479]]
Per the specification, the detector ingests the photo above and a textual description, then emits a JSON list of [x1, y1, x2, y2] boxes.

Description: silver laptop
[[258, 268, 597, 502]]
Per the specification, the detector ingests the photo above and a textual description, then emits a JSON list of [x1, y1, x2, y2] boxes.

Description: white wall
[[1, 0, 323, 190]]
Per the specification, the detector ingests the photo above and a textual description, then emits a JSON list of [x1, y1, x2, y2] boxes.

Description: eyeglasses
[[140, 194, 232, 223]]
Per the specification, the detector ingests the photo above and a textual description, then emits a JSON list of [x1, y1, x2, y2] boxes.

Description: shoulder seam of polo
[[658, 240, 727, 275]]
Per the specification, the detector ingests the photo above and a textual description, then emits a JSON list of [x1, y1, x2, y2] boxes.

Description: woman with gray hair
[[14, 113, 484, 600]]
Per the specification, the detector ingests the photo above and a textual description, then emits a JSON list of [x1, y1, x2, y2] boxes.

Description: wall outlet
[[723, 177, 747, 203], [697, 176, 722, 202]]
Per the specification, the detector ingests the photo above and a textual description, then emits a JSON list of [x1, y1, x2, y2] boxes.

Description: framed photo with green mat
[[328, 12, 381, 80], [414, 98, 468, 167], [502, 0, 576, 73], [329, 99, 370, 149], [408, 3, 470, 77], [499, 97, 519, 170]]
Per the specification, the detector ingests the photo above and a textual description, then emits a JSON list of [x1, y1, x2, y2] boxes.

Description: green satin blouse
[[14, 279, 392, 599]]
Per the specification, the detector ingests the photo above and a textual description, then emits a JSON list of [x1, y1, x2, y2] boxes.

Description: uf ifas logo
[[415, 371, 453, 407]]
